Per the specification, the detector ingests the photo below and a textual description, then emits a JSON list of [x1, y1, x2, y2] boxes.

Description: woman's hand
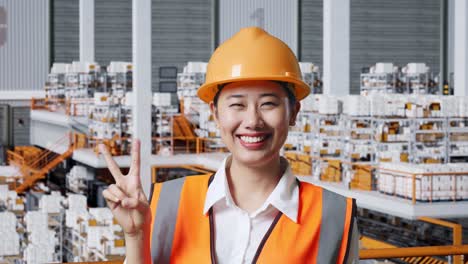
[[100, 139, 151, 237]]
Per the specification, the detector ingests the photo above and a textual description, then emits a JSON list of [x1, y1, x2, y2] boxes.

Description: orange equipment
[[7, 134, 75, 193], [197, 27, 310, 103], [15, 145, 74, 193]]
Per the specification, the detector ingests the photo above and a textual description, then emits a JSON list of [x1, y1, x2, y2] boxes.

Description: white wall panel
[[301, 0, 322, 64], [219, 0, 298, 55], [350, 0, 440, 93], [0, 0, 49, 91], [30, 119, 70, 153]]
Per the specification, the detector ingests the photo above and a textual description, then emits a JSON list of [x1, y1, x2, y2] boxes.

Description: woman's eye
[[229, 103, 244, 108], [261, 102, 277, 107]]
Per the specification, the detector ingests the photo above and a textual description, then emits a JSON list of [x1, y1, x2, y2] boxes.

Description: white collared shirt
[[203, 156, 359, 264], [203, 156, 299, 264]]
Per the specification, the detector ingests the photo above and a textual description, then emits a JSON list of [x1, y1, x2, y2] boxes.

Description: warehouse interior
[[1, 0, 468, 263]]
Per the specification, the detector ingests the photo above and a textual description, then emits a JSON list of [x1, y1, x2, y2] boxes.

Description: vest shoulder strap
[[148, 175, 211, 263], [299, 181, 356, 264]]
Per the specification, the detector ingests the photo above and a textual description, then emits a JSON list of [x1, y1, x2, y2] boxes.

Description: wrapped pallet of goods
[[0, 212, 20, 256], [39, 191, 64, 213], [377, 162, 468, 201], [66, 165, 92, 194]]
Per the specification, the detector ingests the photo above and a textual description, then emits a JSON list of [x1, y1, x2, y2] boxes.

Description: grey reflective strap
[[151, 177, 186, 264], [317, 189, 348, 264]]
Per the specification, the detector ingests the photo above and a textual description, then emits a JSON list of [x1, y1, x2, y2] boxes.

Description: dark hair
[[212, 81, 297, 108]]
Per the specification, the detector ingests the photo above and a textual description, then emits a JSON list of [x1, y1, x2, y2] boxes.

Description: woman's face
[[210, 80, 300, 168]]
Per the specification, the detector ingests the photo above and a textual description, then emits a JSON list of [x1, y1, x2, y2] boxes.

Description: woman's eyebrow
[[260, 93, 280, 98], [226, 93, 280, 99], [226, 94, 245, 99]]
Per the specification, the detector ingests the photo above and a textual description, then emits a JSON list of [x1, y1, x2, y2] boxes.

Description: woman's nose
[[245, 107, 265, 129]]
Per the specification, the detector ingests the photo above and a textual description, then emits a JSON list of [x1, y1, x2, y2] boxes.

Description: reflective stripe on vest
[[151, 177, 185, 263], [318, 189, 349, 263], [148, 175, 355, 264]]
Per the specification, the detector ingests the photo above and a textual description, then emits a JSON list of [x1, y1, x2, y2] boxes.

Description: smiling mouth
[[237, 134, 270, 144]]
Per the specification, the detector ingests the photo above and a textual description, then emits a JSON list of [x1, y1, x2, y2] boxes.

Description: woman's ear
[[209, 101, 220, 128], [289, 101, 301, 126]]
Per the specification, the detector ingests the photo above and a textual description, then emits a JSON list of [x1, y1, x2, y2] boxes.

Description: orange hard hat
[[197, 27, 310, 103]]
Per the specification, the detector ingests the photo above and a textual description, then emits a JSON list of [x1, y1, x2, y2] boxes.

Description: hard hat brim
[[197, 76, 310, 104]]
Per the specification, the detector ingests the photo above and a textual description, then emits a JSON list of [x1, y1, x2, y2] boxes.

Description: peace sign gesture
[[100, 139, 151, 237]]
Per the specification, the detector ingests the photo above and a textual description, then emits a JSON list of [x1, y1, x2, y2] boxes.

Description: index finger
[[128, 138, 141, 181], [99, 144, 124, 183]]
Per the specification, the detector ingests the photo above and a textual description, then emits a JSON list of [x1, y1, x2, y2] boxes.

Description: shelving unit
[[361, 72, 398, 95], [411, 117, 447, 164], [373, 117, 412, 163], [341, 115, 376, 190], [360, 62, 439, 95], [448, 117, 468, 163]]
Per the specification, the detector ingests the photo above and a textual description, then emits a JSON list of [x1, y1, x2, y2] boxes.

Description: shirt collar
[[203, 156, 230, 214], [203, 156, 299, 223]]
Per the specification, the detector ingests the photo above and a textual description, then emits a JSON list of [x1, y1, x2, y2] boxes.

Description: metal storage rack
[[342, 115, 375, 163], [341, 115, 376, 190], [310, 113, 343, 181], [48, 212, 64, 263], [447, 117, 468, 163], [63, 226, 88, 262], [411, 117, 447, 164], [86, 69, 133, 155], [360, 72, 399, 95], [287, 111, 314, 153], [311, 113, 343, 157], [402, 72, 430, 94], [107, 69, 132, 100], [153, 106, 177, 155], [45, 72, 66, 106], [286, 131, 314, 154], [302, 71, 323, 94], [373, 117, 412, 163], [89, 104, 122, 138]]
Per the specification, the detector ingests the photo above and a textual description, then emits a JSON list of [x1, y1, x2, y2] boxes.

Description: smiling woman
[[210, 81, 297, 169], [103, 27, 359, 264]]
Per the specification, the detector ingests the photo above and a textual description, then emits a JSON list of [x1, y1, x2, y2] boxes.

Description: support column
[[448, 0, 455, 80], [323, 0, 350, 96], [132, 0, 152, 196], [79, 0, 94, 62], [454, 0, 468, 96], [439, 0, 448, 94]]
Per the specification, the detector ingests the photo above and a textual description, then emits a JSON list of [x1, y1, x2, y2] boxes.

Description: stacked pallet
[[66, 165, 91, 194], [39, 191, 64, 213], [377, 162, 468, 201], [284, 152, 312, 176], [320, 159, 342, 182], [348, 165, 373, 191], [24, 211, 57, 264], [0, 185, 24, 211], [0, 212, 20, 257], [64, 195, 125, 262]]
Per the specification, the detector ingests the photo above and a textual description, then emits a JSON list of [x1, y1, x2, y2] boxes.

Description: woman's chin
[[232, 150, 277, 168]]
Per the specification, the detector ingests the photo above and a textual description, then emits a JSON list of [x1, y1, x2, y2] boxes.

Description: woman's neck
[[226, 155, 284, 214]]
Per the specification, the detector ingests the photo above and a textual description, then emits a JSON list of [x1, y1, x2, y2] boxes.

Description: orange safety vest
[[148, 175, 356, 264]]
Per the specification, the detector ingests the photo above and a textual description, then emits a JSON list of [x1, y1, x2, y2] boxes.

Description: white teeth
[[240, 136, 266, 143]]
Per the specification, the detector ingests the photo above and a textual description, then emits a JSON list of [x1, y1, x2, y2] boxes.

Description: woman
[[101, 27, 359, 264]]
